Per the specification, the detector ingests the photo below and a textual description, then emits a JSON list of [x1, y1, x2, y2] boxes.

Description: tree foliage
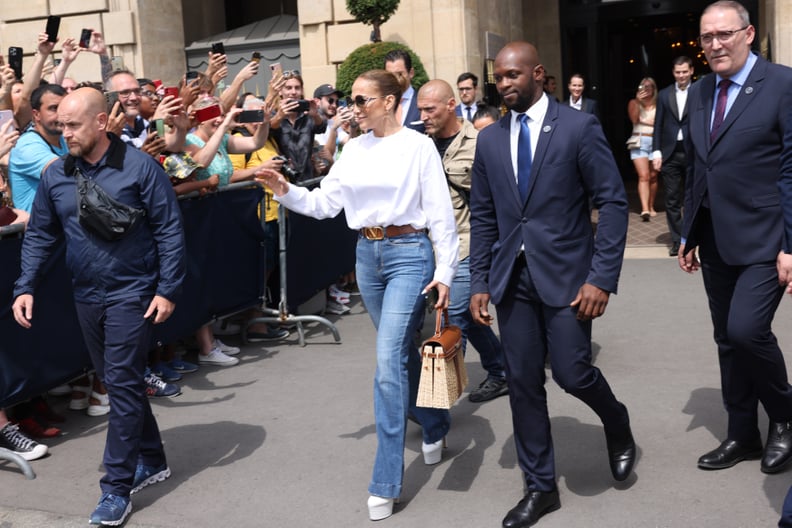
[[336, 42, 429, 96], [346, 0, 400, 42]]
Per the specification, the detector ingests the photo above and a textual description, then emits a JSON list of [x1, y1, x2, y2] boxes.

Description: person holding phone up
[[257, 69, 458, 522], [268, 70, 326, 182]]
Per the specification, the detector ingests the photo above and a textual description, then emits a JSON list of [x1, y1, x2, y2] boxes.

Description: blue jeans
[[356, 232, 450, 499], [447, 256, 506, 380]]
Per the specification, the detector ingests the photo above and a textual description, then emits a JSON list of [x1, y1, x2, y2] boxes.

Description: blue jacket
[[14, 134, 185, 303]]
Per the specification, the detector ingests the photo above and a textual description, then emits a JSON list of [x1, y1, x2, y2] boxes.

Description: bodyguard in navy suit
[[679, 1, 792, 475], [469, 41, 635, 528], [384, 49, 425, 133]]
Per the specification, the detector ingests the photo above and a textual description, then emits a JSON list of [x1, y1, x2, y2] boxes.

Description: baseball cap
[[313, 84, 343, 98]]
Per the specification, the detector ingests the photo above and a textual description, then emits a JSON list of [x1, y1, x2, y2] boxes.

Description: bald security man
[[13, 88, 185, 526]]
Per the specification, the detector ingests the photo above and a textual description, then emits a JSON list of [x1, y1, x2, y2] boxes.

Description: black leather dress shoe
[[468, 377, 508, 403], [502, 489, 561, 528], [697, 439, 763, 470], [605, 424, 636, 481], [669, 243, 680, 257], [762, 421, 792, 474]]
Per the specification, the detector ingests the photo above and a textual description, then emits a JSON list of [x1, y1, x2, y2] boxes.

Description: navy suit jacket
[[682, 56, 792, 263], [403, 92, 425, 133], [568, 97, 600, 120], [470, 96, 628, 307], [653, 84, 689, 162]]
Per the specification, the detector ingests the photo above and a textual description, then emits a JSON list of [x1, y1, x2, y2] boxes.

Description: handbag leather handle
[[434, 308, 450, 338]]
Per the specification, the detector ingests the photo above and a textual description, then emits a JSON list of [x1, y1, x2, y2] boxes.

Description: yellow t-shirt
[[229, 135, 280, 222]]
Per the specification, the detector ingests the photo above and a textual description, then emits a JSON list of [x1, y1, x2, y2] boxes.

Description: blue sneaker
[[151, 362, 182, 382], [144, 370, 181, 398], [131, 462, 171, 494], [89, 493, 131, 526], [169, 358, 198, 373]]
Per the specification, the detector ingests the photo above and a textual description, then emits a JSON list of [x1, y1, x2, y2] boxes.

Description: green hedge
[[336, 41, 428, 96]]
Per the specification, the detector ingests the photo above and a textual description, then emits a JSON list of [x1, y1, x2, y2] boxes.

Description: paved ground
[[2, 257, 792, 527]]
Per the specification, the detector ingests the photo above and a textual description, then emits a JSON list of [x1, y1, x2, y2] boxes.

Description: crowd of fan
[[0, 28, 359, 462]]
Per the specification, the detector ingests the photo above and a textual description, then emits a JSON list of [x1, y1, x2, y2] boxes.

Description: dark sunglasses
[[352, 95, 381, 108], [283, 70, 300, 79]]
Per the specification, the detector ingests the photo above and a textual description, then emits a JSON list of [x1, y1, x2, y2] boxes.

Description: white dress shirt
[[276, 127, 459, 286], [510, 93, 549, 181], [674, 83, 688, 141]]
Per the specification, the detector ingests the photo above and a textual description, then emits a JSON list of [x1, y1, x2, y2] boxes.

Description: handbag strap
[[433, 308, 450, 338]]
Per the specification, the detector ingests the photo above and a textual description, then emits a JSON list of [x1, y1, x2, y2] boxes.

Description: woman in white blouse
[[258, 69, 458, 521]]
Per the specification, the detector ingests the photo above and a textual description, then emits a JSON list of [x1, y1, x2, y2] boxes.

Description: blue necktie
[[517, 114, 532, 202], [465, 106, 472, 122]]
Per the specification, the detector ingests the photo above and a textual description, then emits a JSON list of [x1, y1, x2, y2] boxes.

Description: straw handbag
[[416, 309, 468, 409]]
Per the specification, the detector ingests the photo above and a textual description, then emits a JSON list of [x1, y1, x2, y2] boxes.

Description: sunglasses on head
[[283, 70, 300, 79]]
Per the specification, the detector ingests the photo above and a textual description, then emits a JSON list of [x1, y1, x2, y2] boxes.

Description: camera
[[273, 155, 300, 180]]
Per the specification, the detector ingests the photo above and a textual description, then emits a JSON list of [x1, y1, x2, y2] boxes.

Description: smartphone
[[105, 91, 120, 113], [148, 118, 166, 137], [270, 63, 283, 78], [8, 47, 23, 80], [237, 109, 264, 123], [251, 51, 261, 64], [163, 86, 179, 99], [295, 99, 310, 113], [185, 70, 199, 82], [110, 56, 124, 71], [0, 109, 15, 132], [79, 28, 92, 49], [45, 15, 61, 43], [195, 103, 222, 122], [211, 42, 225, 56]]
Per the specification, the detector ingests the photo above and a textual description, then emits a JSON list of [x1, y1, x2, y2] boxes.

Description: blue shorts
[[630, 135, 653, 160]]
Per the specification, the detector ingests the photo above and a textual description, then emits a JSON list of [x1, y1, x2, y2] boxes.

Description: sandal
[[87, 391, 110, 417], [69, 384, 91, 411]]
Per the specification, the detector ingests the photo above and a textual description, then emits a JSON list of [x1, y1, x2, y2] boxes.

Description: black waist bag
[[75, 168, 145, 241]]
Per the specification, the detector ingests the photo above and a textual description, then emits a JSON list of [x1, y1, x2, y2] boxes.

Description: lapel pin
[[543, 125, 552, 133], [745, 86, 754, 95]]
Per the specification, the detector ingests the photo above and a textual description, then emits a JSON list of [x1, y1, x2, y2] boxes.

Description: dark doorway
[[559, 0, 759, 178]]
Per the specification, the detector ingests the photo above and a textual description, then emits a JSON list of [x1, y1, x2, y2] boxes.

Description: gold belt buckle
[[363, 227, 385, 240]]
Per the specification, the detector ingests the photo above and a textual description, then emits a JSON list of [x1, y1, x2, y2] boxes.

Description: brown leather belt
[[636, 133, 653, 137], [360, 225, 424, 240]]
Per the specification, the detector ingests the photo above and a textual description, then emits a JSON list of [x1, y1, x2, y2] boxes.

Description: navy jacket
[[470, 96, 627, 306], [683, 56, 792, 262], [15, 134, 185, 303]]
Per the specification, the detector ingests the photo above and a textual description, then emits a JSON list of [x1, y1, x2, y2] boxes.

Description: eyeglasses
[[326, 97, 338, 105], [283, 70, 300, 79], [118, 88, 141, 98], [352, 95, 381, 108], [698, 26, 748, 46], [140, 90, 159, 99]]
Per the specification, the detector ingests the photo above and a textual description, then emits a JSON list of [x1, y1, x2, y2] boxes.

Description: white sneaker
[[199, 348, 239, 367], [328, 284, 350, 304], [325, 300, 350, 315], [211, 319, 241, 336], [212, 338, 240, 356]]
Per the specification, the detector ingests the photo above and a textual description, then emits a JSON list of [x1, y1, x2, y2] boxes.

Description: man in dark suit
[[652, 56, 694, 257], [383, 49, 424, 133], [469, 41, 635, 528], [454, 72, 480, 121], [566, 73, 599, 120], [679, 0, 792, 474]]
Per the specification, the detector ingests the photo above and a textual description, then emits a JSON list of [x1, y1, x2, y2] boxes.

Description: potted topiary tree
[[336, 41, 428, 96], [346, 0, 400, 43]]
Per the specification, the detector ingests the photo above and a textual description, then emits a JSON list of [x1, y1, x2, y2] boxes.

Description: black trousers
[[661, 149, 687, 245], [698, 211, 792, 443], [496, 258, 629, 491]]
